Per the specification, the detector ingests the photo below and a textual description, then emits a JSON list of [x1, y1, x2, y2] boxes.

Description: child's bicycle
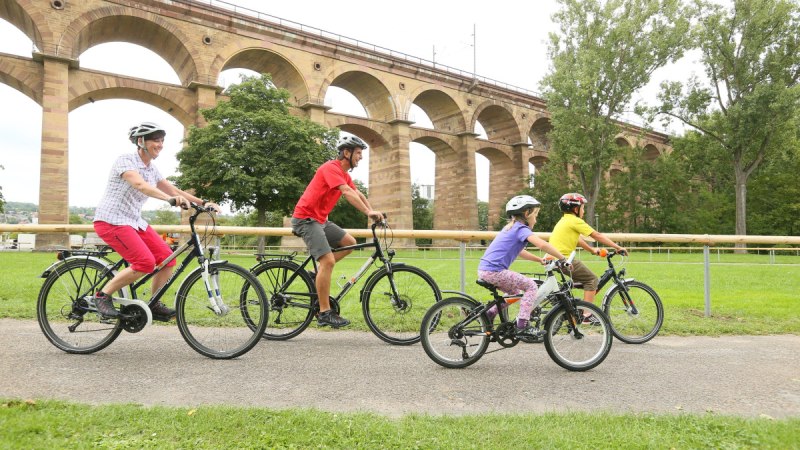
[[419, 253, 613, 371], [591, 249, 664, 344], [36, 202, 269, 359]]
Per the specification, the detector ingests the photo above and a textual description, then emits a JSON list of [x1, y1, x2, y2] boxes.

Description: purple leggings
[[478, 269, 539, 322]]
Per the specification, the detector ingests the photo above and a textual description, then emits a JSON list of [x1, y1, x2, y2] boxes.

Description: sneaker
[[515, 324, 544, 343], [317, 309, 350, 328], [93, 293, 120, 318], [582, 314, 601, 326], [150, 301, 177, 322]]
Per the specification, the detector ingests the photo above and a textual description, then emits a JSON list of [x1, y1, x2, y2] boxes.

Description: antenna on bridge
[[472, 23, 476, 79]]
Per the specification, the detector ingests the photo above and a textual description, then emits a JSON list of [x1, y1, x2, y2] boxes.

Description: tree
[[411, 184, 434, 246], [150, 206, 180, 225], [654, 0, 800, 238], [0, 165, 5, 214], [175, 74, 339, 251], [541, 0, 690, 221]]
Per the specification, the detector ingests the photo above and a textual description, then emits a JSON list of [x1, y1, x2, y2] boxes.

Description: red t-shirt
[[293, 160, 355, 223]]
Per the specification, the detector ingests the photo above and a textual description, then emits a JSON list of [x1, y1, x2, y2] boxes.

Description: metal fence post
[[704, 245, 711, 317], [460, 241, 466, 292]]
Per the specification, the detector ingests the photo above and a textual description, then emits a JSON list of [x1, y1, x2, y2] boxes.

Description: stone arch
[[0, 0, 44, 50], [59, 6, 198, 85], [215, 47, 309, 104], [319, 69, 395, 121], [407, 87, 466, 133], [0, 56, 42, 104], [615, 136, 632, 148], [413, 136, 464, 230], [69, 85, 193, 128], [472, 101, 522, 144], [477, 146, 517, 229], [529, 116, 552, 153], [643, 143, 660, 161]]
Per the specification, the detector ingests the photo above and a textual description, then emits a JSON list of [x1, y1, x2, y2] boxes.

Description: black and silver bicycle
[[36, 203, 268, 359], [251, 218, 441, 345]]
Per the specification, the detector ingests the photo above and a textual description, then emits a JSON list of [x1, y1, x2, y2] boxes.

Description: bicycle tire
[[361, 264, 441, 345], [37, 258, 124, 354], [175, 261, 268, 359], [603, 280, 664, 344], [251, 259, 315, 340], [544, 300, 613, 371], [420, 296, 490, 369]]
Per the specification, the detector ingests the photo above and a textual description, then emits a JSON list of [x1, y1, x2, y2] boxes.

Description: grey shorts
[[291, 217, 347, 260], [557, 259, 599, 291]]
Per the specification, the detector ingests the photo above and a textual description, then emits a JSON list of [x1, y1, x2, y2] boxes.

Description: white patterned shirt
[[93, 153, 164, 230]]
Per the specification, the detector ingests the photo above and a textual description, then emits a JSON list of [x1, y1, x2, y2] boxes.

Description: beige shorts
[[557, 259, 598, 291]]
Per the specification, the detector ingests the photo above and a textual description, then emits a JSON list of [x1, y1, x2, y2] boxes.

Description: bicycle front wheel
[[362, 264, 441, 345], [544, 300, 612, 371], [603, 281, 663, 344], [175, 262, 268, 359], [420, 297, 490, 369], [37, 258, 124, 354], [252, 260, 315, 340]]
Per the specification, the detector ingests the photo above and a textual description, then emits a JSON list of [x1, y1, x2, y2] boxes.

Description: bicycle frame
[[262, 221, 396, 305], [50, 204, 220, 312]]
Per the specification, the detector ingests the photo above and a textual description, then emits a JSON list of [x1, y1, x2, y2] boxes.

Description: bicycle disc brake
[[120, 304, 148, 333], [495, 322, 520, 348]]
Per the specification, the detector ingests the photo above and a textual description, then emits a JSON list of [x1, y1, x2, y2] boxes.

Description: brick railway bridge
[[1, 0, 670, 247]]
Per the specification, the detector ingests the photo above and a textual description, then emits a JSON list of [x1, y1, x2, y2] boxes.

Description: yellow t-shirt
[[549, 213, 596, 256]]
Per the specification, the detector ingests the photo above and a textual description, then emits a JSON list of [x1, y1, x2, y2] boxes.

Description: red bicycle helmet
[[558, 193, 587, 212]]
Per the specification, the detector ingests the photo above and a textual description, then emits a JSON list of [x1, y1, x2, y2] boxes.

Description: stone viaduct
[[1, 0, 670, 247]]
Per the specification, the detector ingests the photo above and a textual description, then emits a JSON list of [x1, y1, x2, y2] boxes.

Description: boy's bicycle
[[251, 218, 441, 345], [36, 203, 269, 359], [592, 249, 663, 344], [420, 253, 613, 371]]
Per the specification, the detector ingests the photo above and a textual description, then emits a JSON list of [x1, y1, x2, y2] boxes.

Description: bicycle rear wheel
[[362, 264, 441, 345], [175, 262, 268, 359], [603, 281, 663, 344], [544, 300, 612, 371], [37, 258, 124, 354], [252, 260, 315, 340], [420, 297, 490, 369]]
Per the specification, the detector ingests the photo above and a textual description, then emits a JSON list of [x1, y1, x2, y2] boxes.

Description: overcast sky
[[0, 0, 699, 211]]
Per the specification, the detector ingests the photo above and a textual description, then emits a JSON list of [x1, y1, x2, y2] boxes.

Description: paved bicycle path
[[1, 319, 798, 418]]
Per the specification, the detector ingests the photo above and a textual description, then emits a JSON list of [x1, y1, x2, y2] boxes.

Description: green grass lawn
[[1, 399, 798, 449], [2, 249, 799, 335]]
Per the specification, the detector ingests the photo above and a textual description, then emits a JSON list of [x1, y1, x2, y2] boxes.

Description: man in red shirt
[[291, 135, 383, 328]]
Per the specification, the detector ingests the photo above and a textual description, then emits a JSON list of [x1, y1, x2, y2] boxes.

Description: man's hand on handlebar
[[368, 210, 384, 223]]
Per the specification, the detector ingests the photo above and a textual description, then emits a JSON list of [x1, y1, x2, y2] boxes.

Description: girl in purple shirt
[[478, 195, 568, 341]]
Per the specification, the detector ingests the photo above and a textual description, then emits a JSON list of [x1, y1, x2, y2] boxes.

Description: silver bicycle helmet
[[337, 135, 367, 151], [128, 122, 166, 145]]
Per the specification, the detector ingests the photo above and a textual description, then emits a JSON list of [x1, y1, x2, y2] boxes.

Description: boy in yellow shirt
[[549, 193, 627, 321]]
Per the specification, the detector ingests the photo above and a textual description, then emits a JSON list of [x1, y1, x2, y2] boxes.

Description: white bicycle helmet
[[128, 122, 166, 146], [337, 135, 367, 151], [506, 195, 541, 216]]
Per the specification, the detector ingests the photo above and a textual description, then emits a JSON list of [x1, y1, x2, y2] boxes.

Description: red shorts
[[93, 221, 176, 273]]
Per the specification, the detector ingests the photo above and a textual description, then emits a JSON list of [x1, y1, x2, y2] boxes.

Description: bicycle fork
[[201, 260, 229, 315]]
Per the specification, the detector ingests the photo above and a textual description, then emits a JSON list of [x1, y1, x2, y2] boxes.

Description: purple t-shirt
[[478, 222, 533, 272]]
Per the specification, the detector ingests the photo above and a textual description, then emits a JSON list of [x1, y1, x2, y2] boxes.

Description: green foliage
[[477, 201, 488, 231], [175, 73, 339, 227], [67, 214, 84, 225], [653, 0, 800, 235], [542, 0, 690, 221], [411, 184, 434, 245], [0, 164, 4, 213], [149, 207, 180, 225]]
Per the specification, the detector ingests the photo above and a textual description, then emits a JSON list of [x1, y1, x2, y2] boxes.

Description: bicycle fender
[[40, 255, 115, 278], [440, 290, 481, 303]]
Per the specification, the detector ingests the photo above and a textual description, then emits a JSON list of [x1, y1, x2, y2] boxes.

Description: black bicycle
[[251, 219, 441, 345], [593, 249, 664, 344], [36, 203, 269, 359], [420, 255, 613, 371]]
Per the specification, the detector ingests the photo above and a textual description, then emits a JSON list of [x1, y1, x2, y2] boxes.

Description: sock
[[95, 291, 108, 298], [516, 318, 528, 329]]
